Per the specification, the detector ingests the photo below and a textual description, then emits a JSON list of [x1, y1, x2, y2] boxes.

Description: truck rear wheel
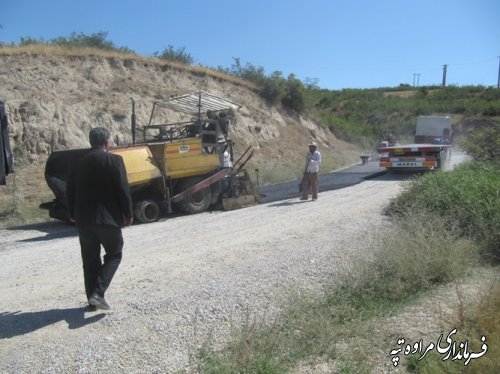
[[134, 200, 160, 223], [177, 177, 212, 214]]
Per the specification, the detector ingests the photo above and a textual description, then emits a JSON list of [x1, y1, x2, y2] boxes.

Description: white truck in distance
[[377, 116, 452, 171]]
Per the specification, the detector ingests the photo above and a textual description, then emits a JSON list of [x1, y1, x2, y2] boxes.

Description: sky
[[1, 0, 499, 90]]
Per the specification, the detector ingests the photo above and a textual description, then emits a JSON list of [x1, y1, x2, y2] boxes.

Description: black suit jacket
[[66, 147, 133, 227]]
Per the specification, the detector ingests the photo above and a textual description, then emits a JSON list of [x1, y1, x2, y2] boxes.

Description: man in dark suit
[[67, 127, 133, 311]]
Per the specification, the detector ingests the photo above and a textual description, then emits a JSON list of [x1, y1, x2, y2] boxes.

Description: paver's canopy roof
[[154, 91, 241, 116]]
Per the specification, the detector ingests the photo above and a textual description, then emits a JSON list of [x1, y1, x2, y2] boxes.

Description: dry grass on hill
[[0, 44, 259, 92]]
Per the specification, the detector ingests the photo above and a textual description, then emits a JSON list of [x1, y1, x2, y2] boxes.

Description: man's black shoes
[[87, 304, 97, 312], [89, 292, 111, 310]]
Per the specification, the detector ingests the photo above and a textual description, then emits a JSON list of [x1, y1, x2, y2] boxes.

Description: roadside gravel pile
[[0, 178, 401, 373]]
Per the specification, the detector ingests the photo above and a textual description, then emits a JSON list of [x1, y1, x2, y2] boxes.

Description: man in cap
[[67, 127, 133, 311], [301, 141, 321, 201]]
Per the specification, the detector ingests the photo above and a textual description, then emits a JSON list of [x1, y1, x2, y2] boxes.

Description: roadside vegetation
[[386, 166, 499, 260], [192, 126, 499, 372], [304, 85, 500, 144], [396, 125, 500, 373]]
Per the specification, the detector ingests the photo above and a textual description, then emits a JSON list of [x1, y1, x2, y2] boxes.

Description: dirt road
[[0, 174, 404, 373]]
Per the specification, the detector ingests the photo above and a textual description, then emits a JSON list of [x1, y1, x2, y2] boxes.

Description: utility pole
[[413, 73, 421, 87], [497, 56, 500, 88], [442, 64, 448, 87]]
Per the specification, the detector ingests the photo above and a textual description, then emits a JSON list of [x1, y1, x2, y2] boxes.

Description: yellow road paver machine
[[41, 91, 258, 223]]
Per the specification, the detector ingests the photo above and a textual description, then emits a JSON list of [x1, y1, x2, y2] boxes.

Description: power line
[[447, 57, 498, 67], [199, 55, 499, 74]]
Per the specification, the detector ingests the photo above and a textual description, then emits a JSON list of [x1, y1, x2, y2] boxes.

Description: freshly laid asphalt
[[257, 159, 386, 204]]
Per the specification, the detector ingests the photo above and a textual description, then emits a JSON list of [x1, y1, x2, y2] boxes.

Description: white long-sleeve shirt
[[305, 150, 321, 173]]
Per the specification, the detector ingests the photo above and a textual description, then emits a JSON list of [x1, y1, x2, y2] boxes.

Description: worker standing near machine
[[300, 141, 321, 201]]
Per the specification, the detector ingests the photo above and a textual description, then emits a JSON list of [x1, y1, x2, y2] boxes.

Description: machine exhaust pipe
[[130, 97, 136, 145]]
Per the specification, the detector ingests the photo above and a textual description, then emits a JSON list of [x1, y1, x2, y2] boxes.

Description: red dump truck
[[377, 116, 452, 171]]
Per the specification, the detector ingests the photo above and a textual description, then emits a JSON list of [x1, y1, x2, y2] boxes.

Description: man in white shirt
[[301, 141, 321, 201]]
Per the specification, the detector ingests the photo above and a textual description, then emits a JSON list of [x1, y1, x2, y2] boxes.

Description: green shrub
[[461, 123, 500, 166], [18, 31, 134, 54], [386, 162, 500, 260], [157, 45, 194, 65], [218, 58, 307, 113], [261, 74, 285, 105], [281, 74, 306, 113], [319, 212, 479, 330]]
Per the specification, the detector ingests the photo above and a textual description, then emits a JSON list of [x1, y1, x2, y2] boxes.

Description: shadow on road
[[0, 307, 106, 339], [375, 172, 424, 182], [7, 221, 78, 243], [268, 200, 311, 208]]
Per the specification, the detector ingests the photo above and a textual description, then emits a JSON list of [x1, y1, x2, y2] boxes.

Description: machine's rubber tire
[[134, 200, 160, 223], [177, 177, 212, 214]]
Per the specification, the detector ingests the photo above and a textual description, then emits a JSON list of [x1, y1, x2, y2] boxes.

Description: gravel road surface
[[0, 171, 404, 373]]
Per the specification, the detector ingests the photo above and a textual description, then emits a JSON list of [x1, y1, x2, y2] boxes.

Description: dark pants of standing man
[[302, 172, 319, 200], [78, 225, 123, 300]]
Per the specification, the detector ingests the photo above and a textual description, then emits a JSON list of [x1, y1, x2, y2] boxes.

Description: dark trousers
[[302, 172, 319, 200], [78, 225, 123, 300]]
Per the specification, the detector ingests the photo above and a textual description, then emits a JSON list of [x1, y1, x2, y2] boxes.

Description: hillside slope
[[0, 52, 361, 226]]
